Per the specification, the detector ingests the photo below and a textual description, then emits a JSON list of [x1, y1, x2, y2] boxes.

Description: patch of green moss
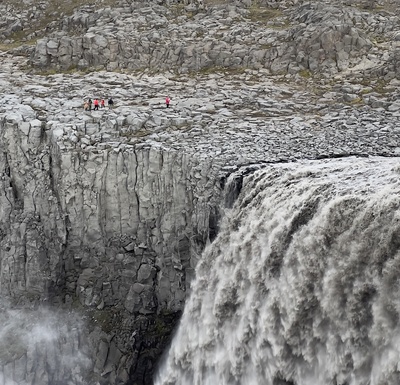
[[0, 38, 38, 52], [203, 0, 230, 5], [258, 43, 273, 50], [90, 309, 115, 334], [250, 111, 269, 118], [35, 65, 102, 76], [120, 128, 151, 139], [372, 82, 395, 95], [299, 69, 312, 79], [247, 3, 283, 24], [349, 97, 364, 105], [354, 1, 382, 11], [356, 78, 395, 95], [148, 309, 180, 340], [167, 3, 197, 20], [195, 65, 247, 76]]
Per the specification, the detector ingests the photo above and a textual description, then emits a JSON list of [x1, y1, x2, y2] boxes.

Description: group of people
[[83, 96, 171, 111], [84, 98, 114, 111]]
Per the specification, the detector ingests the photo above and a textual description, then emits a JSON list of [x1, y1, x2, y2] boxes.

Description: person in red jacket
[[100, 99, 105, 108], [165, 96, 170, 108], [94, 99, 99, 110]]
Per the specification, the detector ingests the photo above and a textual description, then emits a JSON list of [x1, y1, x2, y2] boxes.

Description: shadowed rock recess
[[0, 0, 400, 383]]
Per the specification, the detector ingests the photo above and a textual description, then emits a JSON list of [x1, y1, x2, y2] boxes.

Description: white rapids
[[155, 156, 400, 385]]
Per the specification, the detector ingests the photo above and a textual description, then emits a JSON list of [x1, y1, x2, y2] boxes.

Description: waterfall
[[155, 156, 400, 385]]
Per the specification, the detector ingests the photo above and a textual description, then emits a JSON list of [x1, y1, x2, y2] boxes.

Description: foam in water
[[156, 156, 400, 385]]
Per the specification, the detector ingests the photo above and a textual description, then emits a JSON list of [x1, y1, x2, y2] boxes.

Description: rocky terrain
[[1, 0, 400, 384]]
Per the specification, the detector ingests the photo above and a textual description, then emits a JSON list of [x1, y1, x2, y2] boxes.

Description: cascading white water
[[156, 156, 400, 385]]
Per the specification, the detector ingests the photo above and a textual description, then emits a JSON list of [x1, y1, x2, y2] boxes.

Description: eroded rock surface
[[26, 0, 400, 76], [1, 0, 400, 384]]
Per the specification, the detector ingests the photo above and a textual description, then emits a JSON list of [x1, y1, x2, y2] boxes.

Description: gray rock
[[0, 0, 400, 383]]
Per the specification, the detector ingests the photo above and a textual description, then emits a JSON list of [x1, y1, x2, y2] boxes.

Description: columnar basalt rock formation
[[0, 75, 223, 382], [1, 113, 218, 309]]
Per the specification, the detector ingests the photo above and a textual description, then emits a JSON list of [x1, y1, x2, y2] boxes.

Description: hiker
[[165, 96, 171, 108], [108, 97, 114, 109], [83, 101, 89, 111], [101, 99, 105, 108], [94, 99, 99, 110], [88, 98, 92, 111]]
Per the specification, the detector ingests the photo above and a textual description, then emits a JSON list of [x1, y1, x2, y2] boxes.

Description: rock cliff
[[26, 1, 397, 75], [0, 57, 222, 383], [1, 0, 400, 384]]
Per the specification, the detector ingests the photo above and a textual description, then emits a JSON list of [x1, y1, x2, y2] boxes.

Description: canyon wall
[[0, 110, 222, 384], [29, 2, 377, 76]]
